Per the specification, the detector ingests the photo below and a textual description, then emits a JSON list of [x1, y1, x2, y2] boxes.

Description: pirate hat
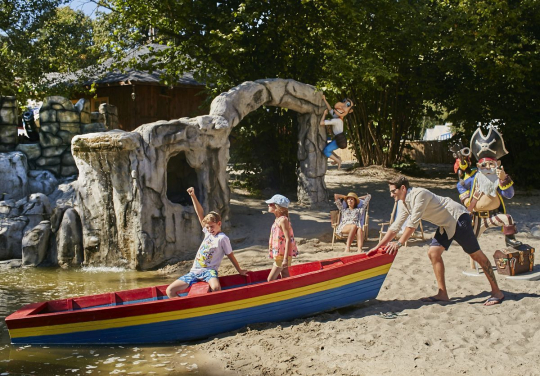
[[470, 125, 509, 161]]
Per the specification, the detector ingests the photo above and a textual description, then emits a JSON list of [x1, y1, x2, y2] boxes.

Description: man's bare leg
[[469, 250, 505, 305], [424, 246, 450, 301]]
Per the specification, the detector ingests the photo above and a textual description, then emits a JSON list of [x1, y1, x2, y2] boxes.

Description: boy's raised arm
[[319, 95, 331, 126], [187, 187, 205, 226], [320, 109, 328, 126], [322, 95, 332, 112]]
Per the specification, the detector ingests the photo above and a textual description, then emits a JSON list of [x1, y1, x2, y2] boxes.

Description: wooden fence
[[334, 140, 454, 164], [402, 140, 454, 164]]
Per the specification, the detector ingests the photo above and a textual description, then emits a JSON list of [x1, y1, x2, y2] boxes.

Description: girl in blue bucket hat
[[265, 194, 298, 281]]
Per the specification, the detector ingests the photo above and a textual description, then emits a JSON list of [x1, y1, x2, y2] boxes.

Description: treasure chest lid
[[493, 249, 509, 259], [510, 243, 535, 253], [494, 246, 532, 257]]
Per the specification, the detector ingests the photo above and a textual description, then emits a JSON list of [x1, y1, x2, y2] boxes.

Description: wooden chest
[[493, 244, 535, 276]]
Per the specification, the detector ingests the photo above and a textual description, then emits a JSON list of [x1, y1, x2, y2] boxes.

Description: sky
[[68, 0, 108, 18]]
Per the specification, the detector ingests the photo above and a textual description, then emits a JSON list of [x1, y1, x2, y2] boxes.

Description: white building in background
[[423, 123, 453, 141]]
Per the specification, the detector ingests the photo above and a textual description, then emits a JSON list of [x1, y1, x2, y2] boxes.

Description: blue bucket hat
[[265, 194, 290, 208]]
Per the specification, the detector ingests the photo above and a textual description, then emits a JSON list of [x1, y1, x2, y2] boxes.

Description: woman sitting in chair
[[334, 192, 371, 252]]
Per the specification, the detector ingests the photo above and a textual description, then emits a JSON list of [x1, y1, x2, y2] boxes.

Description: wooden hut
[[48, 44, 207, 131]]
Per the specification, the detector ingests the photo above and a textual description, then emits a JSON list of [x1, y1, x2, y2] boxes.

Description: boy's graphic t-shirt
[[190, 228, 232, 274]]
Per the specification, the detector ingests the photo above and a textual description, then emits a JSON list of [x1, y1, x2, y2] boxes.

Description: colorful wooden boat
[[6, 249, 395, 345]]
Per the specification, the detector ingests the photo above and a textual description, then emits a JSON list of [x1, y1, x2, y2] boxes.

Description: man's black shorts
[[430, 213, 480, 254]]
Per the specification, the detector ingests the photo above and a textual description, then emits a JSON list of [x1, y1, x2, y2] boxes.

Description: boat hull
[[7, 252, 394, 345]]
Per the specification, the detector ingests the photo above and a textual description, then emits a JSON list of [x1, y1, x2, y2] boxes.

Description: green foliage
[[392, 154, 426, 178], [502, 125, 540, 189], [5, 0, 539, 187], [38, 8, 143, 101], [102, 0, 305, 89], [100, 0, 448, 189], [229, 108, 299, 192], [100, 0, 329, 192], [317, 0, 451, 167], [38, 7, 99, 73], [1, 1, 115, 104], [437, 0, 539, 122], [1, 0, 66, 98], [431, 0, 540, 186], [98, 0, 540, 186]]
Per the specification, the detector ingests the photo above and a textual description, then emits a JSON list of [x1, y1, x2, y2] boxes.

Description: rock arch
[[72, 79, 329, 269]]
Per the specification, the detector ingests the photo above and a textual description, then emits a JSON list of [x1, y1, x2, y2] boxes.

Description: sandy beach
[[173, 163, 540, 376]]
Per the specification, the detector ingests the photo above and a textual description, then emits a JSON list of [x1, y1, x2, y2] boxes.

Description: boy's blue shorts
[[323, 139, 339, 157], [430, 213, 480, 254], [178, 269, 218, 286]]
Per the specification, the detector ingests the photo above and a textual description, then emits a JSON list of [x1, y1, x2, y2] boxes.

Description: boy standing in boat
[[166, 187, 248, 298]]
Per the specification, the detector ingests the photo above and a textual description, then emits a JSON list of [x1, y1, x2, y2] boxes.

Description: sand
[[187, 164, 540, 376]]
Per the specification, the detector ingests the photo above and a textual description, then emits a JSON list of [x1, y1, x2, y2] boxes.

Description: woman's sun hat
[[265, 194, 290, 208], [345, 192, 360, 207]]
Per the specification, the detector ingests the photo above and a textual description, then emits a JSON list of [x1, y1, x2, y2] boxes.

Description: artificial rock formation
[[21, 220, 51, 267], [0, 96, 18, 152], [0, 192, 53, 261], [99, 103, 119, 130], [73, 79, 329, 269], [0, 93, 108, 265], [20, 193, 52, 235], [56, 208, 83, 268], [1, 95, 109, 178], [0, 217, 28, 260], [0, 152, 28, 201], [38, 96, 90, 177]]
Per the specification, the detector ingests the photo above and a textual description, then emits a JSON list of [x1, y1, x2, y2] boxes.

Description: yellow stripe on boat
[[11, 263, 391, 339]]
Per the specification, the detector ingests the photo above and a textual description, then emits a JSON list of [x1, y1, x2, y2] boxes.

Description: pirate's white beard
[[476, 169, 499, 197]]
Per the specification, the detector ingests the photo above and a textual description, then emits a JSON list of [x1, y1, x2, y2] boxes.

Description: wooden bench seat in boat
[[188, 282, 210, 296]]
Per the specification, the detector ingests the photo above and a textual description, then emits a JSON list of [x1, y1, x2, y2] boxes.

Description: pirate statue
[[456, 125, 521, 247]]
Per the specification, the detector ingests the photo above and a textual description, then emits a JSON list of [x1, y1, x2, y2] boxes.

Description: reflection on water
[[3, 344, 201, 375], [0, 266, 211, 375]]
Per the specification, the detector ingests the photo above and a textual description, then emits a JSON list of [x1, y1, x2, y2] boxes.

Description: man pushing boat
[[370, 176, 505, 306]]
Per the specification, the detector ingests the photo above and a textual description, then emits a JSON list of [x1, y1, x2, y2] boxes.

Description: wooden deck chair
[[378, 201, 425, 246], [331, 195, 370, 249]]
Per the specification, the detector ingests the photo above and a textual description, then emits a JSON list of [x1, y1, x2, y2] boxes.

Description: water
[[0, 266, 218, 375]]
